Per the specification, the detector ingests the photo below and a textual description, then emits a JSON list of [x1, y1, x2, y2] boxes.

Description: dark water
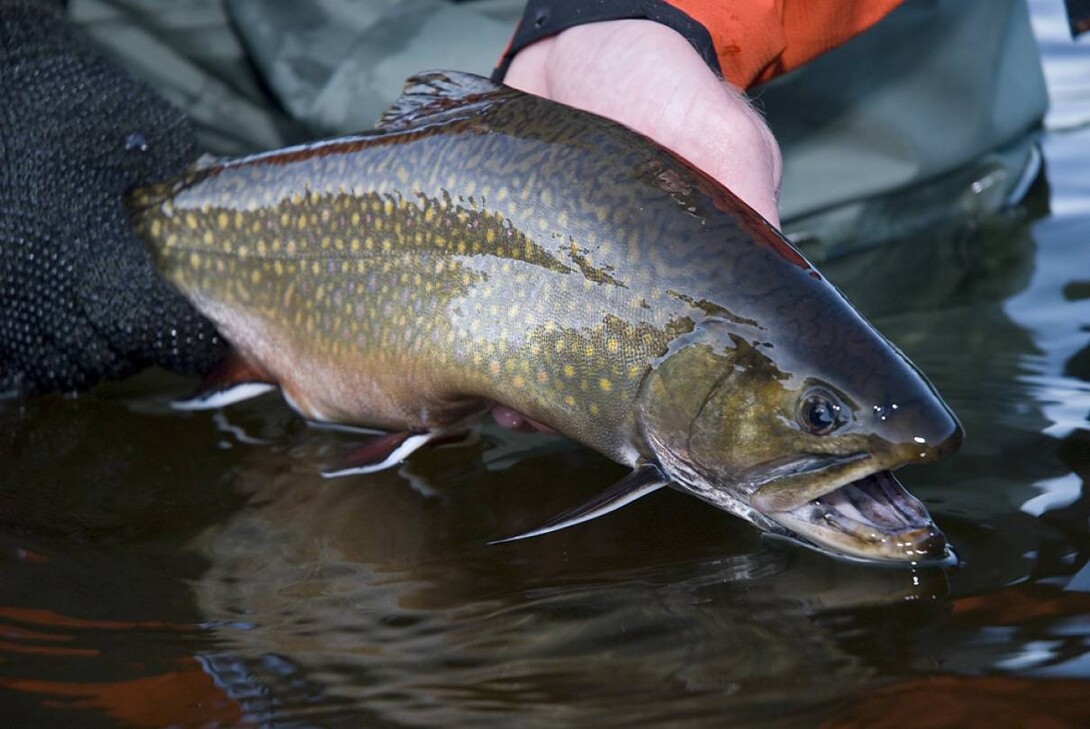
[[4, 13, 1090, 729]]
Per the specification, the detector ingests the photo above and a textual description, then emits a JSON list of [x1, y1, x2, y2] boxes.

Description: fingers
[[505, 20, 783, 227]]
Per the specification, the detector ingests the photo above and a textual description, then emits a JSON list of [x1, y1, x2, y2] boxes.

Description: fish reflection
[[184, 426, 952, 726]]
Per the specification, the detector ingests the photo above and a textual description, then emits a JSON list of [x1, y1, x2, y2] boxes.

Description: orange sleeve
[[665, 0, 905, 88]]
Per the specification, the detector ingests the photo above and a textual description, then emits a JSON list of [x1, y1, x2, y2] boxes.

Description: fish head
[[637, 316, 962, 565]]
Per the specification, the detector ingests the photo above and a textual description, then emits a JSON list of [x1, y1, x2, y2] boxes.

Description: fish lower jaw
[[763, 470, 951, 565]]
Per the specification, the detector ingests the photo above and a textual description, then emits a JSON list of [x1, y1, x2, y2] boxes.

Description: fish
[[128, 71, 963, 565]]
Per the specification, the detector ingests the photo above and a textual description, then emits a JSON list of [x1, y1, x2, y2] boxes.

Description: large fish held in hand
[[129, 71, 962, 565]]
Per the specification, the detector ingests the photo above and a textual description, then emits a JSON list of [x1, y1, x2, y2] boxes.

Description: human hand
[[504, 19, 783, 228], [0, 0, 224, 394]]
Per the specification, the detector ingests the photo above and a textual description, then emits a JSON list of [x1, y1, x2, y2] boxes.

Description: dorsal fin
[[375, 70, 514, 131]]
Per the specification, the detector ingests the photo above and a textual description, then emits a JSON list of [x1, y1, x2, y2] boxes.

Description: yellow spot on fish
[[312, 261, 321, 275], [537, 371, 548, 383], [250, 269, 261, 284], [352, 211, 360, 226], [185, 213, 197, 229], [274, 261, 284, 275], [563, 364, 575, 378], [150, 219, 162, 237], [564, 395, 576, 406], [585, 345, 596, 357], [217, 212, 228, 229], [606, 339, 619, 353], [202, 230, 214, 245], [513, 375, 526, 388], [188, 252, 201, 268], [589, 403, 600, 416], [599, 378, 613, 392]]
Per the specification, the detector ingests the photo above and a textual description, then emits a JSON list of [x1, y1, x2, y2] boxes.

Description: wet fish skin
[[130, 72, 962, 564]]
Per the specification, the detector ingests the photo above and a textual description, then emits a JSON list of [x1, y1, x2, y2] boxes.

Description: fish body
[[130, 72, 962, 564]]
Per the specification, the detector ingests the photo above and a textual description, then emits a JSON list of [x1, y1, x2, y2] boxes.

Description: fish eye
[[797, 388, 847, 436]]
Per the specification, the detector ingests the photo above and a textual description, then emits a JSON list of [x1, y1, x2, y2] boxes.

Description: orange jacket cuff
[[666, 0, 905, 88]]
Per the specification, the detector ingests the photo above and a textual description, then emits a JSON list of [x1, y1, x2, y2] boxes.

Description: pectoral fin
[[489, 464, 670, 544], [173, 350, 276, 411]]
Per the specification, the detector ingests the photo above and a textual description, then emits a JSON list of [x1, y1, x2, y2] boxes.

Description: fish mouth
[[753, 463, 951, 565]]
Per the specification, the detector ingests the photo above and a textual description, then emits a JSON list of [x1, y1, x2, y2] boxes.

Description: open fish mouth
[[761, 469, 951, 565]]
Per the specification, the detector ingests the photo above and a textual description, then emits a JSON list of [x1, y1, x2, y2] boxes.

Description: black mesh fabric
[[0, 0, 225, 395]]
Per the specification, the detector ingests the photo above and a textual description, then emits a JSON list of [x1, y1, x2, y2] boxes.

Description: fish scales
[[132, 83, 902, 459], [131, 72, 962, 564], [133, 94, 735, 462]]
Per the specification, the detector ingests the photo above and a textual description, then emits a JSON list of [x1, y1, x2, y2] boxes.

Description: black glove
[[0, 0, 225, 395]]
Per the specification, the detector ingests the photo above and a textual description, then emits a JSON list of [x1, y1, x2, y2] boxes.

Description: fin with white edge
[[173, 350, 276, 411], [489, 464, 670, 544], [322, 430, 432, 477]]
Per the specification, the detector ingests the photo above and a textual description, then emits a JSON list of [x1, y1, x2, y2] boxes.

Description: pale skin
[[505, 19, 784, 228]]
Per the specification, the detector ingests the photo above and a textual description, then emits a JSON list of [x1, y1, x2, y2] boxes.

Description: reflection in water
[[189, 428, 952, 726]]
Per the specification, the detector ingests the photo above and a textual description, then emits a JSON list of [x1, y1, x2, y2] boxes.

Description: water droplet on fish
[[125, 132, 149, 152]]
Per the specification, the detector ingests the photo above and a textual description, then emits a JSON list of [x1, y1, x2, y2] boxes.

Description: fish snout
[[872, 395, 963, 464], [907, 403, 963, 463]]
